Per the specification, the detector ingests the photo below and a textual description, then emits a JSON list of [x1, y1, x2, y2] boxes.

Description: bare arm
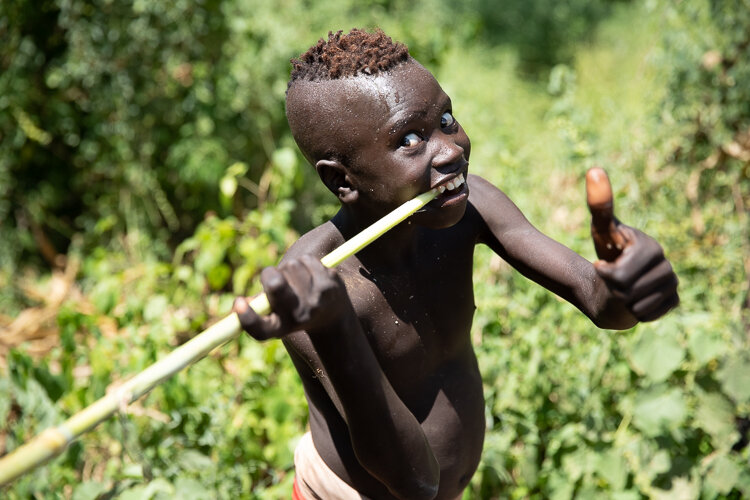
[[233, 254, 439, 500], [468, 174, 678, 329]]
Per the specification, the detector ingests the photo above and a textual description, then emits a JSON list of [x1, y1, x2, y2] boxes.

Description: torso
[[283, 202, 487, 499]]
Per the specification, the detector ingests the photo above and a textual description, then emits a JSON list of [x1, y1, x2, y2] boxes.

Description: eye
[[400, 132, 422, 148], [441, 112, 455, 128]]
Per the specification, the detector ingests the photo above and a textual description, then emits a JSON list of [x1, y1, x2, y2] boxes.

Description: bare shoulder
[[466, 173, 533, 244], [280, 219, 345, 263], [468, 174, 520, 211]]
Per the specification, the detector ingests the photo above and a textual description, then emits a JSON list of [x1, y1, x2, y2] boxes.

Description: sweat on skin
[[233, 52, 679, 500]]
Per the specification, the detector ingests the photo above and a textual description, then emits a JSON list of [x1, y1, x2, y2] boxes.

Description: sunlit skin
[[234, 58, 679, 499]]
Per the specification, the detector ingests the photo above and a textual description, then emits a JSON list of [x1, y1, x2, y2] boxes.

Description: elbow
[[347, 408, 440, 499], [353, 438, 440, 500], [386, 474, 439, 500]]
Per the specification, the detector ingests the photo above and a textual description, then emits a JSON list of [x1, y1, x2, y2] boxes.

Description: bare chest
[[342, 248, 477, 384]]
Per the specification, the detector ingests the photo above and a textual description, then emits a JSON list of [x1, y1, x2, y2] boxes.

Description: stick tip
[[586, 167, 613, 211]]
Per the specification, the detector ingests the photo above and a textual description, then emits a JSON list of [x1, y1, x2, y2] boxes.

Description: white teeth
[[436, 173, 465, 194]]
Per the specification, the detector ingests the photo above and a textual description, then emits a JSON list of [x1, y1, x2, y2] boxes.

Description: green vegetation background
[[1, 0, 749, 498]]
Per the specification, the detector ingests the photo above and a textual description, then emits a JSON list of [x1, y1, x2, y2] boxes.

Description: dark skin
[[233, 59, 679, 500]]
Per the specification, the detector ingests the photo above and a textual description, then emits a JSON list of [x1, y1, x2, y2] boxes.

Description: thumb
[[233, 296, 281, 341], [586, 167, 627, 262], [586, 166, 614, 221]]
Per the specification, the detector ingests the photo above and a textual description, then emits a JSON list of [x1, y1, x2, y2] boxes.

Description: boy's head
[[287, 29, 471, 228]]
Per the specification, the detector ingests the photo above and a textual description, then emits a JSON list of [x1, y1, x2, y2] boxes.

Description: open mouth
[[414, 172, 469, 215], [431, 172, 468, 206], [435, 173, 466, 195]]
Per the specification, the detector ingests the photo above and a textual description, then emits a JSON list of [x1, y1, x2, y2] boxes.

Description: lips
[[430, 172, 469, 208], [435, 173, 466, 194]]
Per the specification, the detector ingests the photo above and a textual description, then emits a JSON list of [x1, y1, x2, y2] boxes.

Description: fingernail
[[233, 297, 248, 312]]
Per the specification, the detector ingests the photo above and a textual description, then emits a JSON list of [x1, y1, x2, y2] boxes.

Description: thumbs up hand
[[586, 167, 679, 322]]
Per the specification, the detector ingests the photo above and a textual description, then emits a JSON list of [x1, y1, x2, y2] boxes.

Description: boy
[[233, 29, 678, 500]]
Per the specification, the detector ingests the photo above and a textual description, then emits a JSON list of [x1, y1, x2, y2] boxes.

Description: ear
[[315, 159, 359, 204]]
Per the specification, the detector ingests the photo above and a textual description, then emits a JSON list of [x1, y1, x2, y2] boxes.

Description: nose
[[431, 132, 465, 172]]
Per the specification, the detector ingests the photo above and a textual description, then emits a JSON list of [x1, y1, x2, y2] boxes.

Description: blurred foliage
[[1, 0, 749, 498], [454, 0, 622, 72]]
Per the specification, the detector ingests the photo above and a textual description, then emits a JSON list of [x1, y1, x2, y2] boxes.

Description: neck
[[332, 205, 421, 269]]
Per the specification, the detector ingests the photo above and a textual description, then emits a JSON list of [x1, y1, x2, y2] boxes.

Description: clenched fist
[[586, 167, 679, 322]]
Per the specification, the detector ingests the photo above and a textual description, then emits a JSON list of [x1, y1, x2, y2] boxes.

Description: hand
[[232, 255, 351, 340], [586, 167, 679, 322]]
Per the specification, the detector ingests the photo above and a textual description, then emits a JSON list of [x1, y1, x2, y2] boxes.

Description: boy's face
[[290, 59, 472, 228]]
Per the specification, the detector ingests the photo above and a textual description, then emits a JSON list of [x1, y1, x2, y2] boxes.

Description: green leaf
[[142, 478, 175, 498], [118, 485, 148, 500], [595, 448, 628, 490], [648, 450, 672, 476], [219, 175, 238, 199], [232, 263, 255, 296], [611, 492, 641, 500], [628, 331, 684, 382], [704, 455, 741, 495], [0, 379, 10, 424], [562, 446, 596, 482], [225, 161, 248, 178], [120, 463, 144, 480], [72, 481, 108, 500], [632, 386, 687, 436], [272, 147, 298, 178], [143, 294, 169, 322], [652, 476, 700, 500], [718, 354, 750, 403], [687, 327, 727, 366], [176, 449, 214, 472], [547, 470, 575, 500], [174, 477, 212, 500], [695, 391, 738, 449], [207, 263, 231, 290]]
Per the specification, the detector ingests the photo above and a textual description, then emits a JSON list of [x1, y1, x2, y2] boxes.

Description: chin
[[413, 200, 468, 229], [413, 183, 470, 228]]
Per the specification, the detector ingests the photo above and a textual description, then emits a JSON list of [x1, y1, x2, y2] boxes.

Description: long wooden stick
[[0, 189, 437, 487]]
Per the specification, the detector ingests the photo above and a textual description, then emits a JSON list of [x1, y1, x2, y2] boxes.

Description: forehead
[[335, 61, 448, 130], [286, 59, 449, 162]]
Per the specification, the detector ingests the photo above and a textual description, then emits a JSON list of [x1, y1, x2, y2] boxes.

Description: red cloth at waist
[[292, 476, 306, 500]]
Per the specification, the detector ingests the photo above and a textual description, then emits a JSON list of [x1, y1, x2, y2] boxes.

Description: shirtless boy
[[233, 29, 679, 500]]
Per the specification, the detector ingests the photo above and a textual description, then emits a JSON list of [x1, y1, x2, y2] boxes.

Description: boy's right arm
[[233, 255, 439, 500]]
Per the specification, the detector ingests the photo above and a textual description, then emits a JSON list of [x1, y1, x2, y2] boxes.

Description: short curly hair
[[289, 28, 410, 84]]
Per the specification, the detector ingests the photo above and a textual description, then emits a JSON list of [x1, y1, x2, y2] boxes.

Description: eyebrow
[[387, 95, 452, 135], [388, 110, 428, 135]]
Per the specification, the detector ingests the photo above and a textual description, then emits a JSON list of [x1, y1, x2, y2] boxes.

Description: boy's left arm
[[468, 174, 679, 329]]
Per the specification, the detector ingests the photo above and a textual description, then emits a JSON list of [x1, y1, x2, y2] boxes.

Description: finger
[[632, 292, 680, 322], [300, 254, 345, 308], [261, 265, 301, 317], [586, 167, 614, 220], [232, 296, 281, 340], [586, 167, 629, 261], [594, 235, 663, 289], [300, 254, 339, 285], [619, 259, 679, 304], [280, 259, 320, 315]]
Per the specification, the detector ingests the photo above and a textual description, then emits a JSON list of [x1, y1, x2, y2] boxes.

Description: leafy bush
[[455, 0, 623, 72], [1, 0, 749, 498]]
